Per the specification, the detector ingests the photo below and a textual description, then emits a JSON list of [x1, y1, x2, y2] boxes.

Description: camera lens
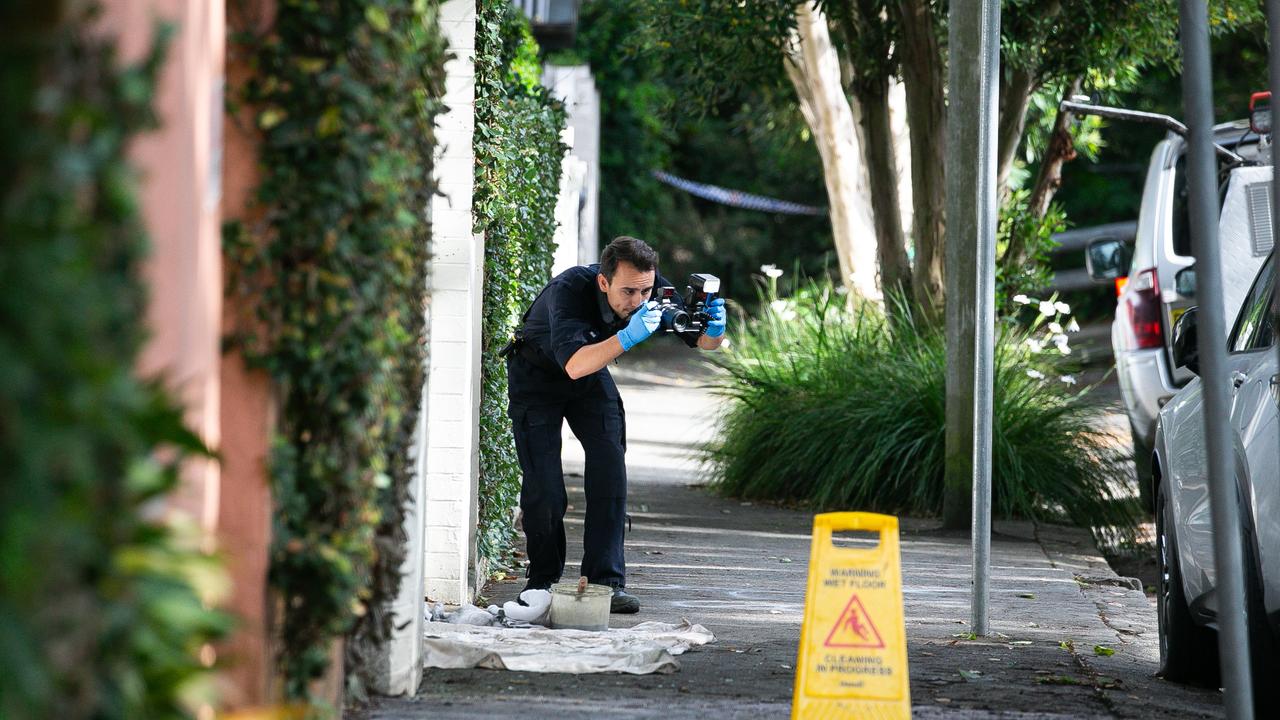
[[661, 307, 691, 332]]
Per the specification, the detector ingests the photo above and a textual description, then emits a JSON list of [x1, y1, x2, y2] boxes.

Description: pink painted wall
[[217, 0, 278, 702], [101, 0, 226, 532], [97, 0, 278, 709]]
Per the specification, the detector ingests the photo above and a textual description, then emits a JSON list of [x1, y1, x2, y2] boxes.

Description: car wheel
[[1242, 522, 1278, 714], [1131, 421, 1154, 514], [1156, 475, 1220, 685]]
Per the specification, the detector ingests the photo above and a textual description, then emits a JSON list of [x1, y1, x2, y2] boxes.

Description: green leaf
[[258, 107, 287, 130], [365, 6, 391, 33]]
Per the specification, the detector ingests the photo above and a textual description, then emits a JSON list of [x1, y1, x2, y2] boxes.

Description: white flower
[[1058, 344, 1072, 355], [1067, 318, 1080, 333], [769, 299, 796, 321], [1013, 294, 1032, 305], [1052, 333, 1069, 347], [1023, 337, 1044, 352], [835, 285, 849, 296], [1060, 375, 1078, 385], [1048, 321, 1063, 334], [1039, 300, 1057, 317], [1054, 301, 1072, 315], [760, 264, 784, 279], [1026, 369, 1045, 380]]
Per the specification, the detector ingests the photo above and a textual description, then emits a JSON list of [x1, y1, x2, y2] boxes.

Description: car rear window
[[1172, 155, 1192, 258]]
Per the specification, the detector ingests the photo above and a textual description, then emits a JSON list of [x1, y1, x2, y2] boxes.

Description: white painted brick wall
[[423, 0, 479, 605], [376, 0, 478, 692]]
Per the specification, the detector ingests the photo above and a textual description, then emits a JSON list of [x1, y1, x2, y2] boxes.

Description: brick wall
[[422, 0, 481, 605]]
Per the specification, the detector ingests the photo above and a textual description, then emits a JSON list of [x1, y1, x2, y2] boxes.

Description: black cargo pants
[[507, 355, 628, 589]]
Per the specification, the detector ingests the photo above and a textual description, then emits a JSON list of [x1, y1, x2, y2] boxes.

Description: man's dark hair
[[599, 236, 658, 280]]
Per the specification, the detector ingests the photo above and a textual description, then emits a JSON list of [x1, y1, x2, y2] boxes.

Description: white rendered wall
[[551, 127, 587, 276], [377, 406, 427, 695], [423, 0, 480, 605], [542, 64, 600, 263]]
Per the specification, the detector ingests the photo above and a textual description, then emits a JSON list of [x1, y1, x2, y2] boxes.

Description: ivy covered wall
[[0, 7, 229, 719], [473, 1, 568, 569], [224, 0, 446, 703]]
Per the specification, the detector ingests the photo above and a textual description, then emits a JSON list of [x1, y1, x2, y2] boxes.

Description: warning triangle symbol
[[823, 593, 885, 648]]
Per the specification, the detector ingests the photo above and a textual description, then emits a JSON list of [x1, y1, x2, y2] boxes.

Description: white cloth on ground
[[422, 619, 714, 674]]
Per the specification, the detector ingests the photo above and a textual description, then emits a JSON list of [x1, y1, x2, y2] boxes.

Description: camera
[[653, 273, 719, 335]]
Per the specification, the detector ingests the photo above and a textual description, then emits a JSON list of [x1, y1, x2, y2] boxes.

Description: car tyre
[[1242, 521, 1279, 715], [1155, 475, 1220, 686]]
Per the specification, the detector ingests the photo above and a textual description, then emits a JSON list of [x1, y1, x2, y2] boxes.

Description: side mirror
[[1085, 237, 1132, 282], [1175, 266, 1197, 297], [1172, 307, 1200, 375]]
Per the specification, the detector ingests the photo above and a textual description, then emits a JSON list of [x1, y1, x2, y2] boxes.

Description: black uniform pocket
[[510, 406, 564, 486], [602, 397, 626, 452]]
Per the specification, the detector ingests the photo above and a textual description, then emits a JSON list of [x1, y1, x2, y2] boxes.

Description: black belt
[[500, 335, 566, 377]]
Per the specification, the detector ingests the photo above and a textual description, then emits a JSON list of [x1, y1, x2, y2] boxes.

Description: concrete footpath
[[367, 347, 1225, 719]]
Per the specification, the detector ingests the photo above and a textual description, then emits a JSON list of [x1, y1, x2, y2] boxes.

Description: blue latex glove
[[617, 300, 660, 351], [705, 297, 727, 338]]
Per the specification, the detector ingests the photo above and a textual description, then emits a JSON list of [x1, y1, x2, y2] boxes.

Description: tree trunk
[[1003, 77, 1082, 271], [855, 76, 913, 302], [896, 0, 947, 321], [996, 66, 1037, 196], [783, 2, 880, 300], [1027, 77, 1082, 218]]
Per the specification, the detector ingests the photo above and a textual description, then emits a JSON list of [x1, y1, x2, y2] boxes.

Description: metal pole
[[944, 0, 1000, 635], [1267, 0, 1280, 526], [1177, 1, 1254, 716]]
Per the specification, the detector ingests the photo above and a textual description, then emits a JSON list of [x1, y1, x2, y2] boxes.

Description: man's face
[[597, 261, 656, 320]]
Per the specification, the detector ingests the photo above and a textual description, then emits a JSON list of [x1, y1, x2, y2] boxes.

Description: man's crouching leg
[[566, 394, 639, 613], [511, 404, 568, 591]]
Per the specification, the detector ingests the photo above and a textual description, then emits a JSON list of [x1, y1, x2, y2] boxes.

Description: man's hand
[[704, 298, 726, 338], [617, 300, 660, 351]]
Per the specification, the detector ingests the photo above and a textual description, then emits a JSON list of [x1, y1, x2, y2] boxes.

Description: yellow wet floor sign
[[792, 512, 910, 719]]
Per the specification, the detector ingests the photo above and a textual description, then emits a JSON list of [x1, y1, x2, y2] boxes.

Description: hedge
[[474, 2, 568, 570], [224, 0, 446, 704], [0, 6, 229, 719]]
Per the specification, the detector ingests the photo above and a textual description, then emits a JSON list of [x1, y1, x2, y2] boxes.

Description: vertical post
[[945, 0, 1000, 634], [424, 0, 482, 605], [1267, 3, 1280, 576], [1177, 2, 1254, 716]]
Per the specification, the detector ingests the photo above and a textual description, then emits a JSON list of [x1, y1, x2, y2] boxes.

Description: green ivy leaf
[[365, 6, 391, 33], [316, 106, 342, 137], [258, 107, 287, 129]]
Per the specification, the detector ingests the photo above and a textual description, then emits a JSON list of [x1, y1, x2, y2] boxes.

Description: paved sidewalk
[[368, 347, 1225, 719]]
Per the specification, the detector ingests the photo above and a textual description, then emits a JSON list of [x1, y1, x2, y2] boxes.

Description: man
[[502, 236, 726, 613]]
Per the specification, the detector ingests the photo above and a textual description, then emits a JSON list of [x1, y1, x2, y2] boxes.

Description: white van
[[1076, 102, 1272, 507]]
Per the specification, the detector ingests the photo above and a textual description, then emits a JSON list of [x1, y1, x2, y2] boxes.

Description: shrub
[[706, 278, 1139, 539], [474, 1, 567, 570], [224, 0, 445, 701], [1, 8, 230, 719]]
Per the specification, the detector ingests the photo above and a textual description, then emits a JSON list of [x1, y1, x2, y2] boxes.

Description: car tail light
[[1125, 268, 1163, 349], [1251, 91, 1271, 135], [1114, 276, 1129, 296]]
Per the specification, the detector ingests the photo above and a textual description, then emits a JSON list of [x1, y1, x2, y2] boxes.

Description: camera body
[[653, 273, 720, 336]]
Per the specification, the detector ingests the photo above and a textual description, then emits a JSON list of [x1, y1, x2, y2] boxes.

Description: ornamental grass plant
[[705, 276, 1139, 540]]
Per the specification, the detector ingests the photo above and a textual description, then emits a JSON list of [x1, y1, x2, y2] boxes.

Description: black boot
[[610, 587, 640, 614]]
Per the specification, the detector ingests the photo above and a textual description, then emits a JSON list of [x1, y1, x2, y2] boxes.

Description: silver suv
[[1079, 104, 1270, 506], [1153, 249, 1278, 690]]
